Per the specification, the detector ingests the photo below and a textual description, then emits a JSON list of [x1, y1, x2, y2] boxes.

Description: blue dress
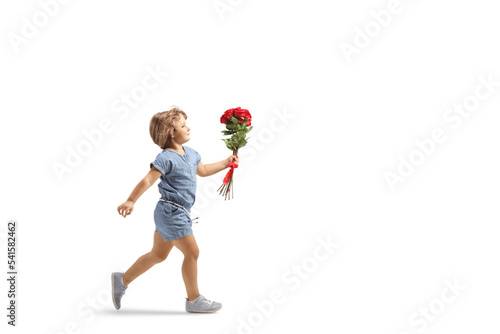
[[150, 145, 201, 241]]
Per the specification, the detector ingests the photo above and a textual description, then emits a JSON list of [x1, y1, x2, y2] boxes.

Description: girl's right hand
[[117, 201, 134, 218]]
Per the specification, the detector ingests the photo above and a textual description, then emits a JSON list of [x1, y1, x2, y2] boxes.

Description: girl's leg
[[122, 232, 174, 286], [171, 233, 200, 301]]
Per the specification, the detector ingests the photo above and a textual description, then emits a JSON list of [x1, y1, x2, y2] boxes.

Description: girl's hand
[[117, 201, 134, 218], [226, 154, 239, 167]]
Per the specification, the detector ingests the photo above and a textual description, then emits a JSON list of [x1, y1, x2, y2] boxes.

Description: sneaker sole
[[111, 273, 120, 310], [186, 305, 223, 313]]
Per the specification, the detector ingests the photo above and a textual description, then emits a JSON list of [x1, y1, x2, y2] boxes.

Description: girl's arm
[[117, 167, 163, 218], [197, 155, 239, 177]]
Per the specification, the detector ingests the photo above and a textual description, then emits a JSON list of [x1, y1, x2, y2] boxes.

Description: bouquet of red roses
[[218, 107, 253, 200]]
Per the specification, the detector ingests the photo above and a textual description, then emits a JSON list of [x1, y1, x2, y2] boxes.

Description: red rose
[[236, 108, 252, 119], [221, 107, 252, 125], [245, 111, 252, 121], [221, 108, 236, 123], [234, 108, 245, 118]]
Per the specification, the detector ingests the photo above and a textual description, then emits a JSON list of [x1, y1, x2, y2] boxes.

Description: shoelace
[[201, 299, 213, 306], [119, 281, 127, 298]]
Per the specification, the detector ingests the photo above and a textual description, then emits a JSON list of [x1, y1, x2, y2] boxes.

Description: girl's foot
[[185, 294, 222, 313], [111, 272, 128, 310]]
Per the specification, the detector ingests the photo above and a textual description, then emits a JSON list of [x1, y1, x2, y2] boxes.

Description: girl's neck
[[167, 143, 185, 155]]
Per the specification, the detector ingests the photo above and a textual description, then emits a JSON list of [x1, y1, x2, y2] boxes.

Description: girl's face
[[173, 115, 190, 144]]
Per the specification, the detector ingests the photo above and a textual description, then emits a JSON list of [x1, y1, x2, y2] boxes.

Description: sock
[[120, 275, 126, 287]]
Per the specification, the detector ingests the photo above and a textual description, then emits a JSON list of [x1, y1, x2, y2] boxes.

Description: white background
[[1, 0, 500, 333]]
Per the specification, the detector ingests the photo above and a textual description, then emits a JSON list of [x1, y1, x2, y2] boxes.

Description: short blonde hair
[[149, 106, 188, 149]]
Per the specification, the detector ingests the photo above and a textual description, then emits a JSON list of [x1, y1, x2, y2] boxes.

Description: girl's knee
[[185, 247, 199, 260], [150, 251, 168, 263]]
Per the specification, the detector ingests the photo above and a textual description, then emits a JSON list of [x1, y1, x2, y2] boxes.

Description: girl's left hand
[[227, 155, 239, 167]]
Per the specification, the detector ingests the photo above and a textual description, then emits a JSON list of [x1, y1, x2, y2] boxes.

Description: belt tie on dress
[[158, 198, 199, 223]]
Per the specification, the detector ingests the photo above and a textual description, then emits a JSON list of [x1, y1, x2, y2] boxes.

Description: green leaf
[[231, 116, 238, 124], [226, 124, 237, 130], [221, 130, 233, 135]]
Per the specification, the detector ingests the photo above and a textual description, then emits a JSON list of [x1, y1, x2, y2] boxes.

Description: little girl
[[112, 106, 238, 313]]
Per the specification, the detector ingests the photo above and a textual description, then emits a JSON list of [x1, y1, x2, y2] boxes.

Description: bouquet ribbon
[[223, 155, 239, 185]]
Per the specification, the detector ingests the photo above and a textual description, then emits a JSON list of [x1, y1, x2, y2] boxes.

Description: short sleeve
[[194, 150, 201, 166], [150, 153, 172, 175]]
